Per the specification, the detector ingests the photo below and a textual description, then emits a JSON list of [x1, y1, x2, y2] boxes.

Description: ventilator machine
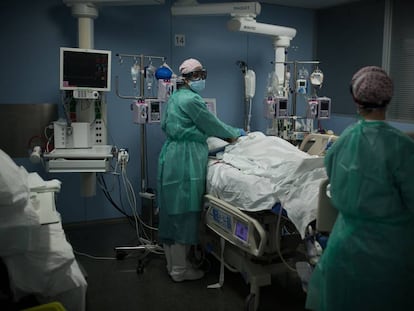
[[43, 47, 114, 177]]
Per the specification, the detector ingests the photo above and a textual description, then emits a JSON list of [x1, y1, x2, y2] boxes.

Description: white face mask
[[189, 79, 206, 93]]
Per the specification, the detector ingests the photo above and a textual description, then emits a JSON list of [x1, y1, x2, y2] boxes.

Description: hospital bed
[[0, 149, 87, 311], [202, 132, 337, 311]]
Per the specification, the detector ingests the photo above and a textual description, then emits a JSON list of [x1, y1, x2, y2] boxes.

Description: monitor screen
[[60, 47, 111, 91], [234, 220, 249, 242], [320, 99, 330, 110], [318, 97, 331, 119], [279, 98, 288, 110]]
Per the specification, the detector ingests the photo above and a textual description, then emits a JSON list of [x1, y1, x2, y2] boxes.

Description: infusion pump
[[132, 99, 162, 124], [264, 96, 289, 119], [307, 97, 331, 119]]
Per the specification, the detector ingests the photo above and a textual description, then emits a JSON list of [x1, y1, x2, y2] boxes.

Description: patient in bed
[[206, 131, 327, 239], [0, 149, 87, 311]]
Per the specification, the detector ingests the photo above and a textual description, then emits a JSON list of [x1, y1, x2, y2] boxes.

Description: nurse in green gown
[[157, 58, 243, 282], [306, 66, 414, 310]]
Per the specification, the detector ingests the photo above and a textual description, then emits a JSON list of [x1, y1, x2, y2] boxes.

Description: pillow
[[207, 137, 229, 156]]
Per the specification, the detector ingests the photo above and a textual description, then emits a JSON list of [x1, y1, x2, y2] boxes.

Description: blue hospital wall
[[315, 0, 414, 135], [0, 0, 315, 224]]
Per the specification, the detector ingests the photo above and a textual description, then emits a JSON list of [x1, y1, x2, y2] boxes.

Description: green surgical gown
[[157, 88, 240, 245], [306, 120, 414, 311]]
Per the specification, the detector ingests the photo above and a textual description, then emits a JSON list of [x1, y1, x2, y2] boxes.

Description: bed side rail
[[299, 133, 338, 156], [316, 179, 338, 233], [204, 194, 267, 257], [406, 132, 414, 140]]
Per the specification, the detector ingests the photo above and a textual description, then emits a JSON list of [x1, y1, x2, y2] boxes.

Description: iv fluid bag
[[245, 69, 256, 99], [266, 71, 279, 96]]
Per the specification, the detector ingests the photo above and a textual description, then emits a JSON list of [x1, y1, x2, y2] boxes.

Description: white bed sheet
[[206, 132, 327, 238]]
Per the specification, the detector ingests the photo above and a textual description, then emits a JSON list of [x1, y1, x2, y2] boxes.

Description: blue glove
[[239, 128, 247, 136]]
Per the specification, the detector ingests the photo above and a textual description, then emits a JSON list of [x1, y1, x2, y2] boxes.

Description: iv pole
[[237, 60, 252, 132], [114, 53, 165, 272]]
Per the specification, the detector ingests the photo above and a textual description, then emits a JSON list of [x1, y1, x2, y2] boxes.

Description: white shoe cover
[[170, 266, 204, 282], [169, 243, 204, 282], [163, 244, 172, 274]]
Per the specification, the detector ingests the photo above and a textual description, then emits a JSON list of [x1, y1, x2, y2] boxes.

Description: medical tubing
[[98, 173, 127, 215], [121, 168, 141, 241], [44, 124, 53, 153], [246, 97, 252, 132], [118, 164, 158, 233], [73, 250, 117, 261], [208, 250, 239, 273], [121, 168, 160, 253], [61, 91, 73, 127], [97, 174, 135, 228], [100, 173, 160, 253], [275, 207, 297, 272], [101, 170, 116, 192], [122, 165, 158, 232], [98, 175, 118, 205]]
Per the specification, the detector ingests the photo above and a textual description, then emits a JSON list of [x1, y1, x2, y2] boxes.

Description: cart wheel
[[136, 260, 145, 274], [245, 293, 256, 311], [136, 265, 144, 274], [116, 251, 127, 260]]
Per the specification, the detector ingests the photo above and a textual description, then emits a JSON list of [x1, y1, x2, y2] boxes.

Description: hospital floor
[[64, 219, 308, 311]]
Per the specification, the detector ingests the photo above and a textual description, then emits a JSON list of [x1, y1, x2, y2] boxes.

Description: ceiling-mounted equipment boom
[[227, 16, 296, 41], [64, 0, 165, 5], [171, 1, 260, 16], [171, 1, 296, 40], [171, 1, 297, 95]]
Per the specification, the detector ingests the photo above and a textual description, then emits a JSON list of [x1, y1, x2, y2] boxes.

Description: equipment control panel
[[132, 99, 163, 124], [204, 194, 267, 257], [208, 205, 250, 244]]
